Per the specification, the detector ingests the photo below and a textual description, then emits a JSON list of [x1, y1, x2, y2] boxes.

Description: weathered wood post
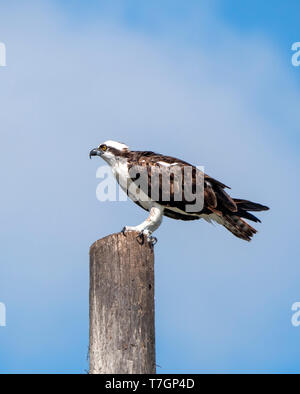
[[89, 232, 156, 374]]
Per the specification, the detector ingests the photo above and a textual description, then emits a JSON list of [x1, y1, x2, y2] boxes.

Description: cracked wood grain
[[89, 232, 156, 374]]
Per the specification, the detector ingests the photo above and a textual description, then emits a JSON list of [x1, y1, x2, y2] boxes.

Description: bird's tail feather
[[233, 199, 269, 212], [222, 215, 257, 241], [222, 199, 269, 241]]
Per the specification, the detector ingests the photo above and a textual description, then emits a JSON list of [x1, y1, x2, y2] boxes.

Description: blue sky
[[0, 0, 299, 373]]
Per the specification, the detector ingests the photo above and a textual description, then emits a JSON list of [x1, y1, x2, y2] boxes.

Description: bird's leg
[[122, 205, 163, 245]]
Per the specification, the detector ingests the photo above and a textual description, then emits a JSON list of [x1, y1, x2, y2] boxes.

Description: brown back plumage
[[123, 150, 269, 241]]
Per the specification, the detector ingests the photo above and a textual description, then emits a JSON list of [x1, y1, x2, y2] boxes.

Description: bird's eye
[[100, 144, 107, 152]]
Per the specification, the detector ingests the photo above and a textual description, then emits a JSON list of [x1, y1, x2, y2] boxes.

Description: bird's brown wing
[[127, 152, 237, 215], [127, 151, 269, 240]]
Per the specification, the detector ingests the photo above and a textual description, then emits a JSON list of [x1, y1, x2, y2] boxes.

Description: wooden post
[[89, 232, 156, 374]]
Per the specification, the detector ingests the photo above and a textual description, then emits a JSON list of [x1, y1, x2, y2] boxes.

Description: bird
[[90, 140, 269, 245]]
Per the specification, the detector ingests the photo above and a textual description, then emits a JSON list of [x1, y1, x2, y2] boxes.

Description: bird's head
[[89, 140, 129, 165]]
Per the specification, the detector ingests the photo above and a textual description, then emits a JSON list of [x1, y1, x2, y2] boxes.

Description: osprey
[[90, 140, 269, 244]]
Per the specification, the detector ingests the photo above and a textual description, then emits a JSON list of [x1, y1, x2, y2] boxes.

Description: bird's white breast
[[111, 160, 153, 211]]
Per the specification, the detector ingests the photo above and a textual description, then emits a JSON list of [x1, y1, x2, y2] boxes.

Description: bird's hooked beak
[[89, 148, 102, 159]]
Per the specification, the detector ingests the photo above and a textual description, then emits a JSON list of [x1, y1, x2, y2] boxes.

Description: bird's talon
[[121, 227, 127, 236], [148, 236, 158, 246], [136, 232, 145, 245]]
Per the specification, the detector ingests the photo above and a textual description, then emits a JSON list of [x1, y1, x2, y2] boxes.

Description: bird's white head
[[89, 140, 130, 165]]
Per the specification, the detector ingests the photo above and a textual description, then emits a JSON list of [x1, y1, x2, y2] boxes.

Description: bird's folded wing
[[128, 155, 237, 214]]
